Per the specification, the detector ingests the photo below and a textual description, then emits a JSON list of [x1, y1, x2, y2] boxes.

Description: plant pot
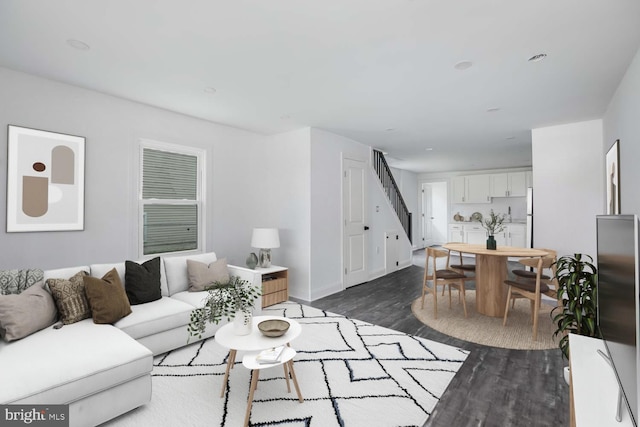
[[233, 310, 252, 335], [486, 235, 497, 250]]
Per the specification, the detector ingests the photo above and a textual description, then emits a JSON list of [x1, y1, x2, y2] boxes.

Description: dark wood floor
[[306, 264, 570, 427]]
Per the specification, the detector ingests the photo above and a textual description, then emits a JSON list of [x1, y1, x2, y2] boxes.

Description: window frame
[[138, 138, 206, 257]]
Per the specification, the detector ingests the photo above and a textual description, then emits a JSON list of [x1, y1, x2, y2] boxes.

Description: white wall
[[309, 129, 369, 299], [308, 129, 412, 299], [531, 120, 603, 258], [604, 46, 640, 216], [263, 129, 312, 301], [0, 67, 265, 270]]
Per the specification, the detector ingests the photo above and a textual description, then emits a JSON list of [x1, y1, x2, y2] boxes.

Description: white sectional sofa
[[0, 252, 262, 427]]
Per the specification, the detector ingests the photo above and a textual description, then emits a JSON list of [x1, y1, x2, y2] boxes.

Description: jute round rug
[[411, 290, 559, 350]]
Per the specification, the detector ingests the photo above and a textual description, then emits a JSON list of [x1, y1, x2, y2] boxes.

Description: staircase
[[372, 149, 412, 243]]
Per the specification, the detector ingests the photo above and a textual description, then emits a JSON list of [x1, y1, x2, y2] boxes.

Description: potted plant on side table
[[551, 253, 599, 383], [188, 276, 261, 340], [478, 209, 506, 250]]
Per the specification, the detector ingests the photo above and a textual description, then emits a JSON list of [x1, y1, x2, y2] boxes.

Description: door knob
[[364, 226, 370, 230]]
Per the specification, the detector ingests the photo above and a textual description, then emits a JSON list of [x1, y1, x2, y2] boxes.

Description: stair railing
[[372, 149, 412, 243]]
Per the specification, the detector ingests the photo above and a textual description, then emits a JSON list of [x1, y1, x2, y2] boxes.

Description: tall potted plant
[[187, 276, 261, 340], [551, 253, 599, 360]]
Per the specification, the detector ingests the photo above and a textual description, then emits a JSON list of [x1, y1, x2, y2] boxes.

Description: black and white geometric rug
[[105, 302, 469, 427]]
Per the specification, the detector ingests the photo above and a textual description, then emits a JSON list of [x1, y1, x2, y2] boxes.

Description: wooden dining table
[[442, 243, 549, 317]]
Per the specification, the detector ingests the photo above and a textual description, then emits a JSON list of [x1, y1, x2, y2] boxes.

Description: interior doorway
[[421, 181, 448, 247]]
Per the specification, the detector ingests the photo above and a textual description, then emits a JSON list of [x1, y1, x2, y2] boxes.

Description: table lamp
[[251, 228, 280, 268]]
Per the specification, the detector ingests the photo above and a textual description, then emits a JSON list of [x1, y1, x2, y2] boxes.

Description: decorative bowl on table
[[258, 319, 290, 337]]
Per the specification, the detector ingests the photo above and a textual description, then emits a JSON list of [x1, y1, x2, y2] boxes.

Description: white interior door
[[343, 157, 368, 288], [422, 184, 433, 247]]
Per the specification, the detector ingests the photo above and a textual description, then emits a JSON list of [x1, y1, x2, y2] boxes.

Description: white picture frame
[[6, 125, 85, 232]]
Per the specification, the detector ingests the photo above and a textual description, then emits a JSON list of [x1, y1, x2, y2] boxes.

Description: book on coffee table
[[256, 346, 285, 364]]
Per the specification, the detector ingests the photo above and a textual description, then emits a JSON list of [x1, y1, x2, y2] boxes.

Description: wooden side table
[[256, 266, 288, 307]]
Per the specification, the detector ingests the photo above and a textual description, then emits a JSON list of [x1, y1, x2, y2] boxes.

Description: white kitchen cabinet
[[506, 224, 526, 248], [451, 175, 491, 203], [451, 176, 466, 203], [490, 172, 527, 197], [467, 174, 492, 203], [494, 230, 508, 246], [448, 224, 464, 243], [463, 224, 487, 245]]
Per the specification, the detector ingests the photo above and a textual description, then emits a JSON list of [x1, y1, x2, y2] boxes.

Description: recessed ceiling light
[[203, 87, 217, 94], [425, 148, 433, 151], [454, 60, 473, 70], [66, 39, 90, 51], [487, 107, 501, 113], [528, 53, 547, 62]]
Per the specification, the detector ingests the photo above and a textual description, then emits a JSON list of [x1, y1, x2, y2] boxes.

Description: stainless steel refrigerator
[[526, 187, 533, 248]]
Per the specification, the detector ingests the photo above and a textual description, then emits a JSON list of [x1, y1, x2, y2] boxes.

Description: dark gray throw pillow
[[125, 257, 162, 305]]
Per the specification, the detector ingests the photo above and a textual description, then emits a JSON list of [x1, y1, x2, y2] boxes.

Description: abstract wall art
[[6, 125, 85, 232], [605, 139, 620, 215]]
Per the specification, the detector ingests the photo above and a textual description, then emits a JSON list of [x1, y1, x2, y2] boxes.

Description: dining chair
[[509, 248, 559, 307], [444, 246, 475, 296], [502, 255, 557, 340], [421, 247, 469, 319]]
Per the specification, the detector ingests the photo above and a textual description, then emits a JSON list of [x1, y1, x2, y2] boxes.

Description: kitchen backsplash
[[451, 196, 527, 223]]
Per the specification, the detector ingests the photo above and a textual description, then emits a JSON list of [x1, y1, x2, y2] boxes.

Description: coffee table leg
[[283, 362, 291, 392], [288, 360, 303, 403], [244, 369, 260, 427], [221, 349, 237, 398]]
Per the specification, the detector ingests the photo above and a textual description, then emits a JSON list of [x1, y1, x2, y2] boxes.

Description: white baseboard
[[309, 281, 343, 301]]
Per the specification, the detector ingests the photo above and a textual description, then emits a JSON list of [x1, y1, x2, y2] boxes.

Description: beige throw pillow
[[0, 281, 58, 342], [47, 271, 91, 325], [187, 258, 230, 292], [84, 268, 132, 324]]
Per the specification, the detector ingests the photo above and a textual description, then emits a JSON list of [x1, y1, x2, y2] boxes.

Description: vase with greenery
[[551, 253, 599, 360], [187, 276, 261, 340], [477, 209, 506, 249]]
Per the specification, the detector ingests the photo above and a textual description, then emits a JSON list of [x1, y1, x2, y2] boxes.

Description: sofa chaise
[[0, 252, 262, 427]]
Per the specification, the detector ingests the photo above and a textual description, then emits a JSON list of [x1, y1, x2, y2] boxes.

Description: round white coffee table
[[214, 315, 302, 398]]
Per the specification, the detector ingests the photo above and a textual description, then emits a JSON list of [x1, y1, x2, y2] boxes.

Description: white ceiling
[[1, 1, 639, 173]]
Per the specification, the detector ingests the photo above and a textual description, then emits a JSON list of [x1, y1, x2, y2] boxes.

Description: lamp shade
[[251, 228, 280, 249]]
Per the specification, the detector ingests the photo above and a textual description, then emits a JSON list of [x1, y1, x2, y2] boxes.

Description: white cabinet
[[463, 224, 487, 245], [490, 172, 527, 197], [467, 174, 492, 203], [507, 224, 526, 248], [494, 230, 508, 247], [448, 224, 464, 243], [449, 223, 525, 247], [452, 175, 491, 203], [451, 176, 466, 203]]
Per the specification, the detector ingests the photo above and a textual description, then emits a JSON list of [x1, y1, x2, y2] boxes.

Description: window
[[139, 139, 205, 256]]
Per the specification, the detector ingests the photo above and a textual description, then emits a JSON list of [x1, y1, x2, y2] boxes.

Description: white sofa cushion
[[114, 297, 193, 340], [164, 252, 218, 295], [91, 258, 169, 297], [170, 290, 211, 309], [0, 319, 152, 404], [43, 266, 90, 281]]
